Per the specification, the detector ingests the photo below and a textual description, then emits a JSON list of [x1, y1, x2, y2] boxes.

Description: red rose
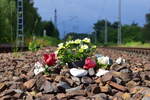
[[83, 57, 96, 69], [43, 53, 57, 66]]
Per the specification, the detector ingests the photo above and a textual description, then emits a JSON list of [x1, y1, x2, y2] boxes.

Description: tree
[[24, 0, 42, 37], [93, 20, 105, 42], [42, 21, 59, 39], [0, 0, 43, 43], [0, 0, 16, 43], [64, 32, 92, 41], [142, 13, 150, 42], [122, 24, 142, 43], [93, 20, 115, 43]]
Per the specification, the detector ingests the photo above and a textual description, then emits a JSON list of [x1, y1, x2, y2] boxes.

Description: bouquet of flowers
[[55, 38, 96, 67], [34, 38, 98, 75]]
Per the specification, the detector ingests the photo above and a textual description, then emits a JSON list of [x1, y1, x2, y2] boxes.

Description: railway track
[[102, 46, 150, 56], [0, 44, 150, 56], [0, 44, 29, 53]]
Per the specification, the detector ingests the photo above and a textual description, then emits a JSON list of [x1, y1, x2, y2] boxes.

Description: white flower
[[79, 44, 88, 52], [116, 57, 125, 64], [57, 43, 64, 50], [82, 38, 91, 43], [58, 43, 64, 48], [74, 39, 81, 44], [66, 40, 74, 46], [97, 56, 111, 65], [34, 62, 44, 75], [55, 50, 58, 55], [81, 44, 88, 50]]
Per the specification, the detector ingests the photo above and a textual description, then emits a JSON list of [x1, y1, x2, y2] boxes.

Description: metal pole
[[104, 18, 108, 44], [54, 9, 57, 28], [16, 0, 24, 47], [117, 0, 122, 44]]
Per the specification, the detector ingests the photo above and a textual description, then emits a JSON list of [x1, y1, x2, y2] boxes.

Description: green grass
[[119, 42, 150, 48], [36, 36, 62, 47], [25, 36, 62, 47], [96, 41, 150, 48]]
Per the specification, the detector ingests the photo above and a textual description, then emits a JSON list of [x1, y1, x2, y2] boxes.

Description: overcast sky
[[34, 0, 150, 38]]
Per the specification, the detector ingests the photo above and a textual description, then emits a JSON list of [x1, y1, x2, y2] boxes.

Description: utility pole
[[16, 0, 24, 47], [54, 9, 57, 28], [104, 18, 108, 44], [117, 0, 122, 44], [95, 31, 97, 44]]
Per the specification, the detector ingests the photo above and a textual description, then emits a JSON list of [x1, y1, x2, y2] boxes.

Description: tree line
[[0, 0, 150, 45], [65, 12, 150, 44], [0, 0, 59, 44]]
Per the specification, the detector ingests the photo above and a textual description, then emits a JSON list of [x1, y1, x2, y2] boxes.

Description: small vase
[[68, 60, 85, 68]]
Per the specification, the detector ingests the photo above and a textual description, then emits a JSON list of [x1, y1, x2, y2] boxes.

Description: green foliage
[[122, 24, 142, 43], [120, 42, 150, 48], [23, 0, 42, 37], [35, 36, 61, 47], [93, 20, 117, 43], [26, 36, 61, 48], [64, 32, 92, 42], [0, 0, 45, 44], [28, 41, 38, 51], [0, 0, 16, 43], [142, 13, 150, 42], [93, 19, 144, 44], [146, 13, 150, 24], [42, 21, 59, 39], [44, 65, 59, 75], [97, 64, 108, 69], [13, 47, 19, 52], [56, 38, 96, 64]]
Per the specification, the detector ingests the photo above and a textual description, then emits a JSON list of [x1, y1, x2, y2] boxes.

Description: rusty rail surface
[[101, 47, 150, 56]]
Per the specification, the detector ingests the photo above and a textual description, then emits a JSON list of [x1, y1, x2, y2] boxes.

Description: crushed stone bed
[[0, 47, 150, 100]]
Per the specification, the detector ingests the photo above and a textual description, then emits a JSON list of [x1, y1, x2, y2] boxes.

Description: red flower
[[43, 53, 57, 66], [83, 57, 96, 69]]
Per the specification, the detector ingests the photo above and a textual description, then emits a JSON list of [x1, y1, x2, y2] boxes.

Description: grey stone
[[88, 68, 95, 76], [26, 94, 33, 100], [81, 77, 93, 84], [102, 72, 113, 82], [92, 93, 108, 100], [66, 85, 82, 93], [41, 81, 54, 93], [120, 68, 132, 73], [13, 89, 23, 94], [71, 76, 81, 85], [130, 86, 150, 95], [144, 63, 150, 71], [142, 95, 150, 100], [115, 77, 122, 85], [86, 84, 100, 95], [57, 81, 71, 90]]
